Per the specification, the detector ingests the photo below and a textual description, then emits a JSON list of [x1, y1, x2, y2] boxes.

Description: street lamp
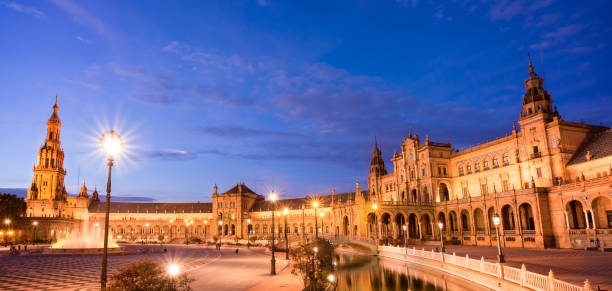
[[270, 192, 278, 275], [313, 201, 319, 240], [283, 208, 289, 260], [402, 224, 407, 254], [99, 130, 122, 291], [144, 223, 149, 243], [167, 264, 180, 276], [492, 214, 505, 263], [204, 220, 208, 243], [246, 219, 251, 248], [32, 221, 39, 243], [438, 222, 445, 252], [185, 222, 190, 244]]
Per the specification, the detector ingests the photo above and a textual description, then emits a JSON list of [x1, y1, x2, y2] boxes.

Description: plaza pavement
[[438, 245, 612, 291], [0, 244, 290, 291]]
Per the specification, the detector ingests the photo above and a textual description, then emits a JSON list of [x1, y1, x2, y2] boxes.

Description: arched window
[[475, 162, 480, 172], [519, 203, 535, 230], [503, 154, 509, 165], [483, 160, 489, 170], [459, 166, 464, 175], [501, 205, 516, 230], [493, 157, 499, 167], [467, 165, 472, 173]]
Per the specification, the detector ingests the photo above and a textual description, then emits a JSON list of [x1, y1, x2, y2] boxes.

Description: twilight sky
[[0, 0, 610, 201]]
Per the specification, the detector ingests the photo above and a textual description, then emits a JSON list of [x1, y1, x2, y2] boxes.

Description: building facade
[[18, 59, 612, 249]]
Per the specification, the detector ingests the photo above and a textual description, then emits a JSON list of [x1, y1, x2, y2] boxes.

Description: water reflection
[[335, 252, 490, 291]]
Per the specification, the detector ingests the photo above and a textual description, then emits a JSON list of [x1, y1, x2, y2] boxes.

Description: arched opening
[[566, 200, 586, 229], [247, 224, 253, 234], [367, 213, 377, 239], [439, 183, 450, 202], [437, 212, 446, 231], [460, 210, 470, 231], [408, 214, 418, 238], [487, 207, 496, 233], [519, 203, 535, 230], [449, 211, 458, 231], [592, 196, 611, 229], [501, 205, 516, 230], [231, 224, 235, 235], [424, 187, 430, 202], [395, 213, 406, 238], [223, 224, 229, 235], [474, 208, 485, 232], [381, 213, 392, 238], [401, 191, 406, 202], [411, 189, 418, 203], [343, 216, 350, 235], [421, 214, 432, 236]]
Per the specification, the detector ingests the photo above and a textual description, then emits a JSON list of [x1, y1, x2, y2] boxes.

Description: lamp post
[[32, 221, 39, 243], [270, 192, 277, 275], [312, 201, 319, 240], [312, 247, 318, 290], [492, 214, 505, 263], [144, 223, 149, 243], [3, 219, 11, 246], [100, 130, 122, 290], [246, 219, 251, 248], [204, 220, 208, 244], [438, 222, 445, 252], [283, 208, 289, 260], [319, 212, 324, 237], [185, 222, 190, 244], [402, 224, 407, 254]]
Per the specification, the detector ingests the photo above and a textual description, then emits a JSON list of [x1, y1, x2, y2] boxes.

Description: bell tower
[[520, 54, 555, 121], [27, 97, 67, 201]]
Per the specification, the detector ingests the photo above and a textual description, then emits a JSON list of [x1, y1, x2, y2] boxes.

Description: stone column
[[419, 222, 423, 239], [590, 210, 597, 229], [584, 210, 590, 229], [564, 211, 570, 230]]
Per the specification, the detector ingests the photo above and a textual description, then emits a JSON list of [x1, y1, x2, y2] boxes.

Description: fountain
[[43, 213, 125, 255]]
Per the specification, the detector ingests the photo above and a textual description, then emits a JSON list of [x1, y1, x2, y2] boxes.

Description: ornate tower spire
[[521, 53, 554, 120], [28, 98, 67, 201], [370, 137, 387, 176]]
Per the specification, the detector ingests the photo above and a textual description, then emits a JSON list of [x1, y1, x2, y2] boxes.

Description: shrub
[[108, 259, 194, 291], [290, 238, 335, 291]]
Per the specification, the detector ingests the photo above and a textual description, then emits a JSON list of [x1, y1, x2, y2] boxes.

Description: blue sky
[[1, 0, 610, 201]]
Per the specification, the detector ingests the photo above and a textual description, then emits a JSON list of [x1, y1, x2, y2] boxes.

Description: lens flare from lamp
[[100, 130, 122, 157], [493, 215, 500, 226], [438, 222, 443, 229], [167, 264, 180, 276]]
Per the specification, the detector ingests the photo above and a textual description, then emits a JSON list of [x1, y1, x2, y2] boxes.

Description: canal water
[[335, 252, 492, 291]]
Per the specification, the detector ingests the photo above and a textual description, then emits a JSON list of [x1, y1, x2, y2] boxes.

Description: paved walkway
[[437, 245, 612, 290], [247, 265, 302, 291], [0, 245, 284, 291]]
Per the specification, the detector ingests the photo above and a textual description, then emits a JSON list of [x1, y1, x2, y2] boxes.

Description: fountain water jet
[[44, 213, 124, 255]]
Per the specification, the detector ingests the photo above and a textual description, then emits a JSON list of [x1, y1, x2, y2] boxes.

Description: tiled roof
[[222, 183, 258, 195], [568, 129, 612, 165], [88, 201, 212, 214], [249, 190, 368, 212]]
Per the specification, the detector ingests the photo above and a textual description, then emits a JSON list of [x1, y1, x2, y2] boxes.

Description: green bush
[[108, 259, 194, 291]]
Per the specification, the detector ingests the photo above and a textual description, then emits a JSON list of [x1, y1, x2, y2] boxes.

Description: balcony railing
[[530, 152, 542, 159]]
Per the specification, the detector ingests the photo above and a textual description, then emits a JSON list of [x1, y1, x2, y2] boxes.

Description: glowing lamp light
[[100, 130, 122, 157], [32, 221, 39, 226], [204, 220, 208, 224], [247, 219, 251, 224], [312, 201, 319, 208], [283, 208, 289, 215], [402, 225, 407, 230], [167, 264, 180, 276], [169, 219, 174, 223], [320, 212, 324, 217], [270, 192, 278, 202], [493, 215, 501, 226], [8, 231, 14, 235], [313, 247, 318, 253], [0, 231, 3, 235], [145, 223, 149, 227], [327, 274, 335, 282], [4, 219, 10, 225], [372, 203, 378, 210], [218, 221, 223, 225], [438, 222, 444, 229], [94, 222, 100, 227]]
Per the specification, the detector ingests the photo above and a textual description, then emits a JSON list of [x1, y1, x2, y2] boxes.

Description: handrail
[[379, 246, 589, 291]]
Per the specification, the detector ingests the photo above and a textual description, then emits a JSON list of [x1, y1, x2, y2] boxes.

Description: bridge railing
[[379, 246, 591, 291]]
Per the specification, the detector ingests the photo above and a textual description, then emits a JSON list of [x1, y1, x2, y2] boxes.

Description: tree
[[290, 238, 335, 291], [0, 193, 26, 221], [109, 259, 194, 291]]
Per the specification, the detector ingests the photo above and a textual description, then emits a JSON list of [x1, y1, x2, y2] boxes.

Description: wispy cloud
[[51, 0, 105, 34], [64, 78, 103, 89], [396, 0, 418, 8], [195, 126, 305, 139], [138, 149, 198, 161], [1, 1, 45, 18], [535, 13, 562, 27], [256, 0, 272, 7], [544, 23, 586, 39], [75, 36, 91, 44], [560, 43, 606, 54], [490, 0, 553, 21]]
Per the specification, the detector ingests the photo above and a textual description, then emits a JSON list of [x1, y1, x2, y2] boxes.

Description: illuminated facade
[[22, 59, 612, 249]]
